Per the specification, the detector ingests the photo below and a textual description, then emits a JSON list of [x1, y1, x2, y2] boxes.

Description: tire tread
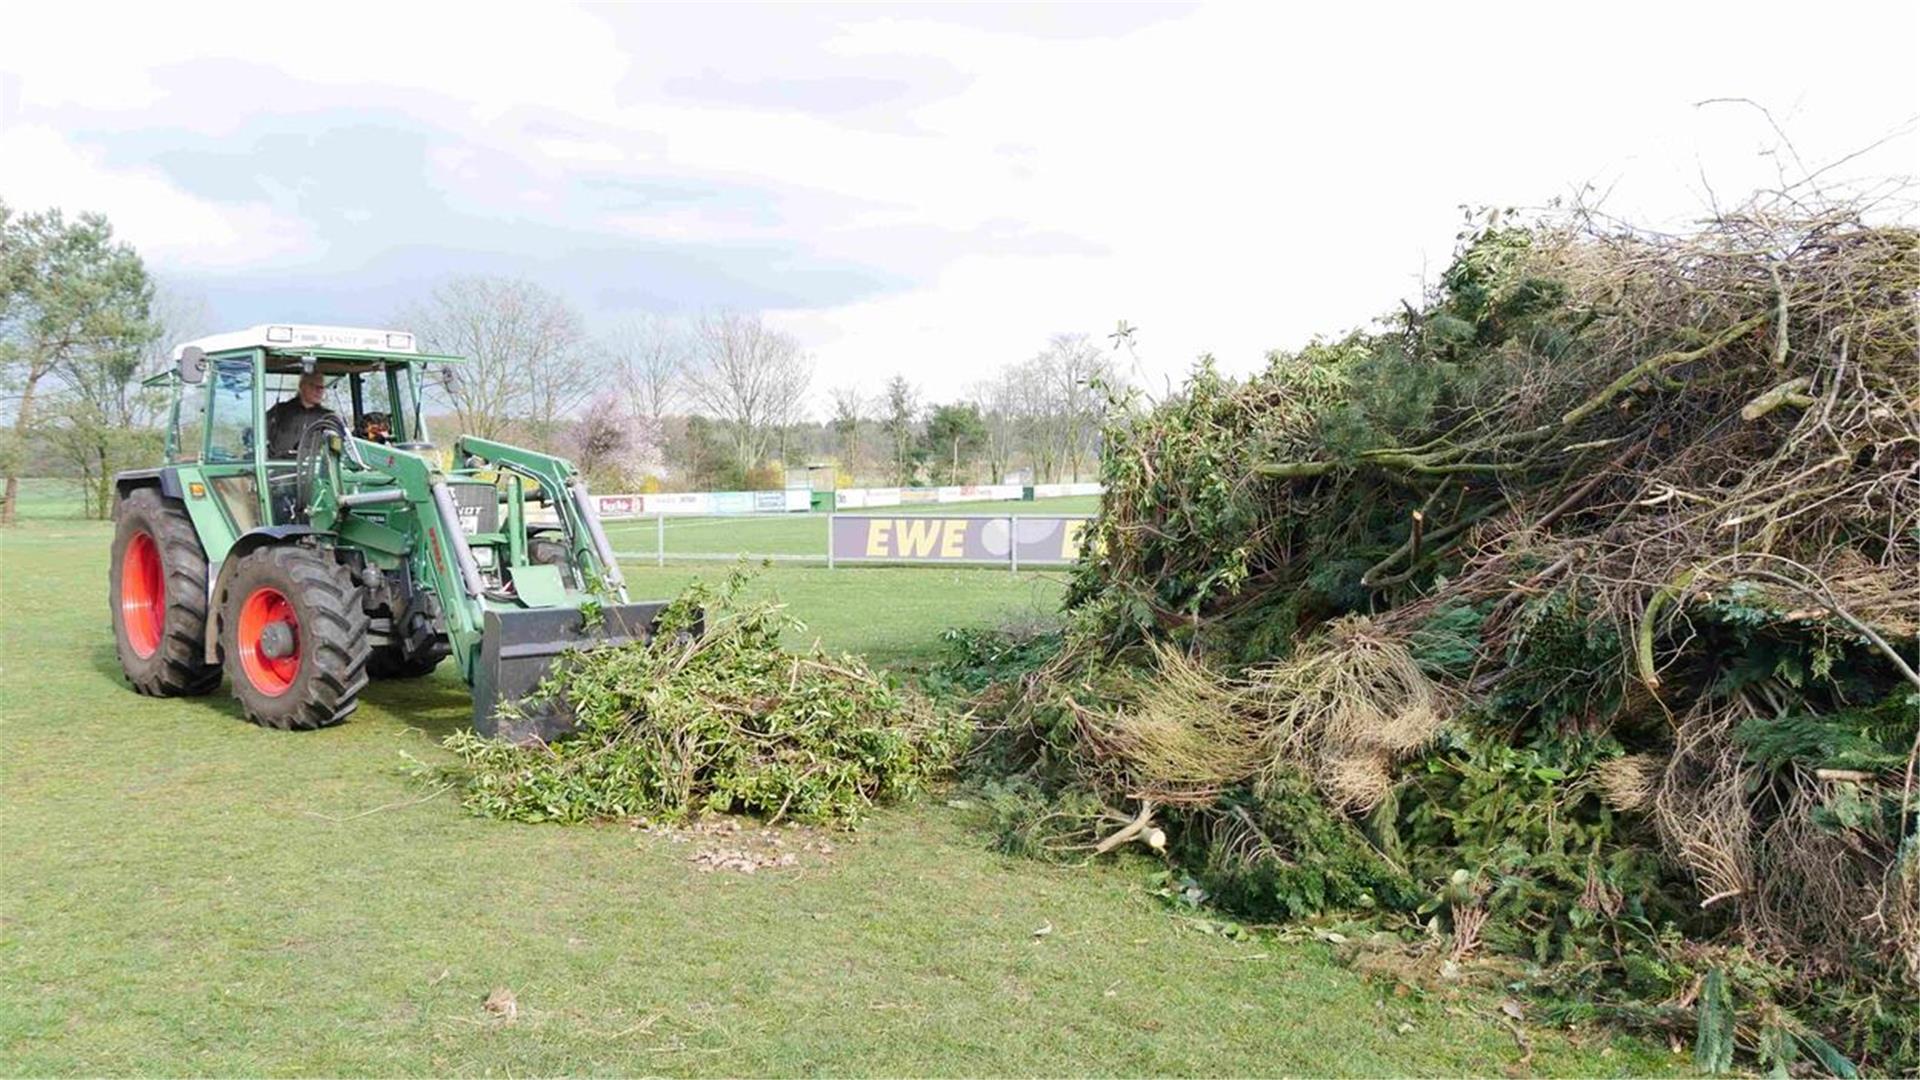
[[219, 544, 369, 730], [111, 488, 221, 697]]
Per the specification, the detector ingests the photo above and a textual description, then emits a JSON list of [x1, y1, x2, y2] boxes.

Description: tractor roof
[[170, 324, 462, 365]]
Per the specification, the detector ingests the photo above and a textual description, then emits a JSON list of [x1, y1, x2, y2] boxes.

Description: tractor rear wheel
[[110, 488, 221, 696], [219, 544, 369, 730]]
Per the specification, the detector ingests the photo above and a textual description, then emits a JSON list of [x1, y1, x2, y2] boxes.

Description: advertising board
[[829, 515, 1089, 566]]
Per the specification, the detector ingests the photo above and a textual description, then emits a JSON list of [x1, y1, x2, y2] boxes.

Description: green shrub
[[1180, 774, 1421, 921]]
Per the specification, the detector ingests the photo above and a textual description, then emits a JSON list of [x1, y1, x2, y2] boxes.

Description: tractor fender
[[116, 468, 223, 638], [112, 467, 185, 510], [202, 525, 328, 664]]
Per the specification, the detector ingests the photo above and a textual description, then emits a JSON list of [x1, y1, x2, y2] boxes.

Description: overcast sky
[[3, 2, 1914, 407]]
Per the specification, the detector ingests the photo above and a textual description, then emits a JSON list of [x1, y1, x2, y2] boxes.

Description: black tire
[[367, 645, 441, 679], [110, 487, 221, 697], [528, 535, 577, 587], [218, 544, 369, 730]]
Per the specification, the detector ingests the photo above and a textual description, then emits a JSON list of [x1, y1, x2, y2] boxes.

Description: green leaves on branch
[[437, 570, 966, 826]]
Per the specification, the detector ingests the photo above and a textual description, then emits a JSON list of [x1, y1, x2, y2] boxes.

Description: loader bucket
[[471, 601, 689, 743]]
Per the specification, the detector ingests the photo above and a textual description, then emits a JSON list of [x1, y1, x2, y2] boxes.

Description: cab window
[[354, 370, 398, 442], [264, 371, 333, 415], [393, 366, 428, 444], [172, 379, 208, 463], [206, 361, 257, 464]]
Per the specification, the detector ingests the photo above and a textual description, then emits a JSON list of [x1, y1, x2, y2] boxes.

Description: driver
[[265, 372, 339, 459]]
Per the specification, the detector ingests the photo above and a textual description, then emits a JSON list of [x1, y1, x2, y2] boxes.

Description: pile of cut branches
[[440, 570, 965, 826], [958, 191, 1919, 1074]]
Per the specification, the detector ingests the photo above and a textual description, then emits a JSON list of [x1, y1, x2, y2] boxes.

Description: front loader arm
[[454, 435, 629, 603], [307, 438, 491, 678], [306, 434, 669, 742]]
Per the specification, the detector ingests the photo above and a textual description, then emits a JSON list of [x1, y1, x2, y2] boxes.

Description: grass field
[[0, 482, 1673, 1075], [601, 495, 1100, 563]]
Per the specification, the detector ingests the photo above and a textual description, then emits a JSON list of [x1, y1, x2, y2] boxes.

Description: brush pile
[[957, 195, 1919, 1072], [441, 570, 965, 826]]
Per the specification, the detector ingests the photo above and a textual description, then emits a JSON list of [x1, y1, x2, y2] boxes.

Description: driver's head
[[298, 372, 326, 408]]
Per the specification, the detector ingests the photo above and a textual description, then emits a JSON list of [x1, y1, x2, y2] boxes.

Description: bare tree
[[606, 314, 684, 424], [43, 280, 203, 515], [143, 280, 213, 381], [684, 311, 812, 474], [567, 389, 660, 491], [880, 374, 921, 485], [829, 385, 864, 479], [971, 372, 1027, 484], [1016, 333, 1115, 481], [399, 276, 590, 442]]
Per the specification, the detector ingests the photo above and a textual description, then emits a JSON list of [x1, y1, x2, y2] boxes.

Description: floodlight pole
[[1009, 514, 1019, 574]]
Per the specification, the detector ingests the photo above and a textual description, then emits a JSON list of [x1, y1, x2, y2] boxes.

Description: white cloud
[[775, 3, 1920, 399], [533, 137, 630, 164], [0, 123, 320, 268], [2, 1, 1914, 408], [0, 1, 630, 128]]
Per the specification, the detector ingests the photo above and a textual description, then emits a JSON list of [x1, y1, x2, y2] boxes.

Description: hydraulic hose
[[293, 414, 369, 520]]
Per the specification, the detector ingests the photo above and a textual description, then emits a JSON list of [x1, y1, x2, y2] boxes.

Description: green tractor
[[109, 324, 673, 741]]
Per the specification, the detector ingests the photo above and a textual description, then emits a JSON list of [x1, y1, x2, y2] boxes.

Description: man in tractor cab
[[265, 371, 339, 459]]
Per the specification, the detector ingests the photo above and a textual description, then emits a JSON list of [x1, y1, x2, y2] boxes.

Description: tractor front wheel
[[219, 545, 369, 730], [110, 488, 221, 696]]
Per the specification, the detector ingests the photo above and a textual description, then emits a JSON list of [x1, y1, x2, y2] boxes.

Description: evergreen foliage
[[946, 197, 1920, 1074]]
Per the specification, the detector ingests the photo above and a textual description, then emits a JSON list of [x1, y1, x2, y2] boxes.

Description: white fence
[[834, 482, 1100, 509], [1032, 481, 1104, 499], [590, 489, 811, 519], [584, 483, 1105, 519]]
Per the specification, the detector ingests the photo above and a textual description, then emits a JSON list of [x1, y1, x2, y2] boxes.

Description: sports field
[[600, 495, 1099, 564], [0, 481, 1669, 1075]]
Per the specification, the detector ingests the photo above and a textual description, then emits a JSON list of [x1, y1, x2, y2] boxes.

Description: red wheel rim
[[236, 586, 300, 696], [121, 531, 164, 659]]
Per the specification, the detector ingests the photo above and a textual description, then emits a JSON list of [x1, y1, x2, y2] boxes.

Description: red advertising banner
[[594, 494, 641, 518]]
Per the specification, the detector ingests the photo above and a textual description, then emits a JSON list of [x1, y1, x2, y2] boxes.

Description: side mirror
[[177, 345, 207, 385]]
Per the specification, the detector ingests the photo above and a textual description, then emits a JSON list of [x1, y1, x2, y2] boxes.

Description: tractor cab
[[151, 325, 448, 530]]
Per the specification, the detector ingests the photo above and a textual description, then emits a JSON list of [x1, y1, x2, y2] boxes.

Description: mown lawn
[[0, 500, 1675, 1075]]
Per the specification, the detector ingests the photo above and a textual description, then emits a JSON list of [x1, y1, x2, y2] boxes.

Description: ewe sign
[[830, 515, 1090, 567]]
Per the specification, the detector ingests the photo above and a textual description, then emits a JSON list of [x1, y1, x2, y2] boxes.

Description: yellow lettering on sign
[[941, 520, 966, 558], [1061, 519, 1088, 560], [899, 518, 942, 557], [866, 520, 891, 557]]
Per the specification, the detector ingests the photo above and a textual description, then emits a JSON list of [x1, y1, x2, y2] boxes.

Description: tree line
[[1, 202, 1118, 521], [409, 277, 1120, 494]]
